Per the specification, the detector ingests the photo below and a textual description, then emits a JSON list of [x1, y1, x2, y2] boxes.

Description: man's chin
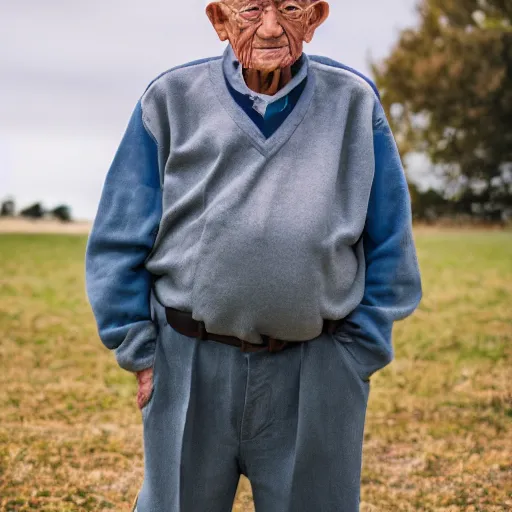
[[250, 47, 291, 71]]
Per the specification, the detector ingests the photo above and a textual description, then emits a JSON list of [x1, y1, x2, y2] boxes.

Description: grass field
[[0, 230, 511, 511]]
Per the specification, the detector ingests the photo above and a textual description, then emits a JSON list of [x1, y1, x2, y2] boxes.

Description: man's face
[[206, 0, 329, 72]]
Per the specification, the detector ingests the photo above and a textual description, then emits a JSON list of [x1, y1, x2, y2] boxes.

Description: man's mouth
[[253, 46, 288, 50]]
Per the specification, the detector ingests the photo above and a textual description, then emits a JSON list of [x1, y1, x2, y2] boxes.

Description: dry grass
[[0, 231, 511, 511], [0, 218, 91, 235]]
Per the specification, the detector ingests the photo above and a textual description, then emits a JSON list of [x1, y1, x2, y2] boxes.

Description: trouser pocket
[[140, 335, 160, 423], [140, 383, 156, 423], [331, 334, 393, 383]]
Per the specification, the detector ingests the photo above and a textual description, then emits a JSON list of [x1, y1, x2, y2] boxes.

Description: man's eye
[[280, 4, 302, 16], [241, 6, 261, 14], [240, 6, 262, 19]]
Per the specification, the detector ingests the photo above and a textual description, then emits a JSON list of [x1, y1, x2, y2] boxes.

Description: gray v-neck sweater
[[85, 44, 422, 373]]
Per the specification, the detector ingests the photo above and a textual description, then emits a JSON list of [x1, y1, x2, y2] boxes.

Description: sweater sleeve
[[85, 100, 163, 373], [336, 100, 422, 363]]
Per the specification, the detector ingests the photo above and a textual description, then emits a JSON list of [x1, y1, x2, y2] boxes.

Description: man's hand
[[135, 367, 154, 410]]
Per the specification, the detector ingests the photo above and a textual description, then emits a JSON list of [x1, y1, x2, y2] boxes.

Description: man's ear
[[304, 1, 329, 43], [206, 2, 230, 41]]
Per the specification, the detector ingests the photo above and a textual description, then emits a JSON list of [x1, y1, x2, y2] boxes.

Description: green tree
[[20, 202, 44, 219], [51, 205, 72, 222], [373, 0, 512, 218]]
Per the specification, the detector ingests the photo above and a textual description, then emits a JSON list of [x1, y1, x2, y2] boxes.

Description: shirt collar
[[222, 43, 309, 118]]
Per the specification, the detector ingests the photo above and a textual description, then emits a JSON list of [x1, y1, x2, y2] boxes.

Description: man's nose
[[256, 7, 284, 39]]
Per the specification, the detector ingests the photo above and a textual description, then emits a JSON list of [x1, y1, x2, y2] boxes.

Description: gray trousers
[[133, 297, 385, 512]]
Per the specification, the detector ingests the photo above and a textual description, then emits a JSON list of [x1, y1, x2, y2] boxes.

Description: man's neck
[[242, 66, 293, 96]]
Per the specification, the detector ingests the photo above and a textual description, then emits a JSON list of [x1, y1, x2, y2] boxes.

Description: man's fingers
[[137, 385, 153, 409], [136, 367, 154, 409], [136, 367, 154, 386]]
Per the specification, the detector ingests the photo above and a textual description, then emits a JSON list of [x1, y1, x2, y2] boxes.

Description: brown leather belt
[[165, 307, 343, 353]]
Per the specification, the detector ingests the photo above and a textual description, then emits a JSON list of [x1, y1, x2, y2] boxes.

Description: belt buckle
[[241, 338, 270, 353], [241, 335, 286, 353], [267, 336, 288, 353], [241, 340, 255, 353]]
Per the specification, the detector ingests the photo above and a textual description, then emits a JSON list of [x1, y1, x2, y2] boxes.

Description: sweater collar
[[222, 43, 309, 118]]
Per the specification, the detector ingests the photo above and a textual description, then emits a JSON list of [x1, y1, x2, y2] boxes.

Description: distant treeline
[[1, 200, 72, 222], [410, 184, 511, 225], [2, 193, 510, 228]]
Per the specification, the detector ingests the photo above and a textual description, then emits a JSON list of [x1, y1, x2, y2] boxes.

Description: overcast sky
[[0, 0, 421, 220]]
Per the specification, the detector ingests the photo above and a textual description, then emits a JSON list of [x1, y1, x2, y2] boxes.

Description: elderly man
[[85, 0, 422, 510]]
